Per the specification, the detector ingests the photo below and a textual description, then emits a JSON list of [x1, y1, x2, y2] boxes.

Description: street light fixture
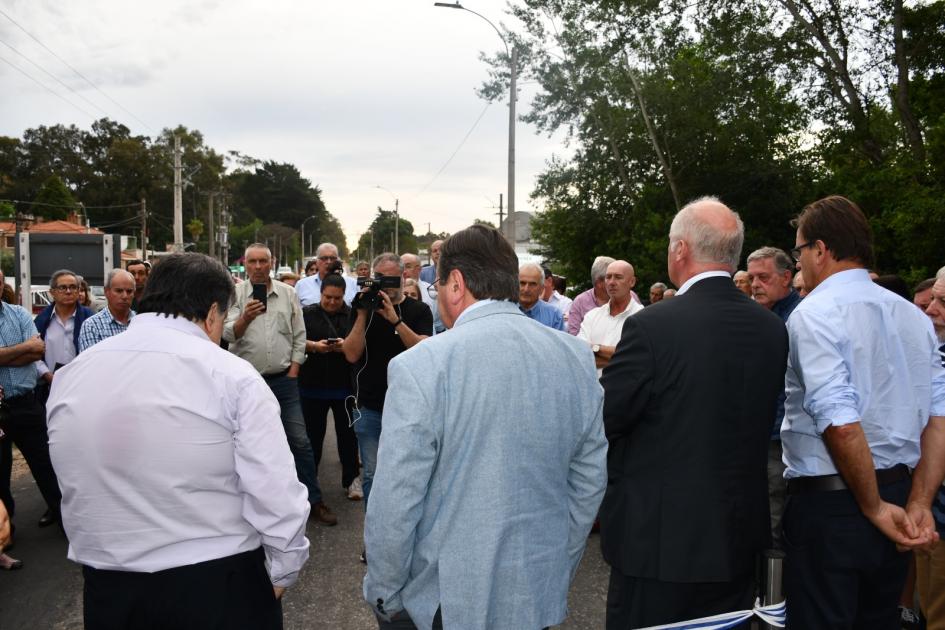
[[375, 185, 400, 254], [434, 1, 516, 248]]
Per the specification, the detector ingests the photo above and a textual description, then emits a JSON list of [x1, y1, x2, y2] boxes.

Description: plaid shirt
[[78, 307, 135, 352], [0, 302, 40, 398]]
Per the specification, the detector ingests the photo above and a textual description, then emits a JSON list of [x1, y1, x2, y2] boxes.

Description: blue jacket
[[34, 303, 95, 356], [363, 300, 607, 630]]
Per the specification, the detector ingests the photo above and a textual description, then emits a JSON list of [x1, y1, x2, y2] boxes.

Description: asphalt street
[[0, 415, 609, 629]]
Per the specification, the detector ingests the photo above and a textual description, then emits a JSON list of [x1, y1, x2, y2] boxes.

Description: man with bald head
[[519, 264, 565, 331], [419, 239, 443, 285], [78, 269, 136, 352], [578, 260, 643, 376], [600, 197, 788, 629], [733, 270, 752, 297]]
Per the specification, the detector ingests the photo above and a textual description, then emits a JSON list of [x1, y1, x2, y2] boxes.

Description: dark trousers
[[783, 477, 911, 629], [0, 393, 61, 521], [606, 570, 754, 630], [300, 396, 360, 489], [83, 547, 282, 630]]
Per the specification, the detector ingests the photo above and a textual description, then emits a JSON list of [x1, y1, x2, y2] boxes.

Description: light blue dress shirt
[[520, 298, 565, 331], [295, 273, 358, 307], [782, 269, 945, 478], [0, 303, 40, 397]]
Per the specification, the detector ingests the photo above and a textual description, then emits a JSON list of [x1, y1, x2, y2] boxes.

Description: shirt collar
[[808, 267, 870, 296], [128, 312, 211, 341], [105, 306, 135, 325], [676, 270, 732, 295]]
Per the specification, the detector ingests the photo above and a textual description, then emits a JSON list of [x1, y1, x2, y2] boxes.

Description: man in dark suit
[[600, 196, 789, 629]]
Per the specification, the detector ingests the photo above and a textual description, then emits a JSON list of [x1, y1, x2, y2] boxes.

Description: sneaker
[[311, 502, 338, 526], [347, 477, 364, 501]]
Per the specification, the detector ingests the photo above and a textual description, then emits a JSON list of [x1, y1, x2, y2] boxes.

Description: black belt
[[787, 463, 910, 495], [262, 368, 290, 380]]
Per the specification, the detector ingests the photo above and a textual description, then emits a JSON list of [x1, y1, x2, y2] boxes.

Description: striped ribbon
[[635, 599, 786, 630]]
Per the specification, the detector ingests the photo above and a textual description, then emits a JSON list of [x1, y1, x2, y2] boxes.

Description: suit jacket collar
[[453, 300, 521, 328]]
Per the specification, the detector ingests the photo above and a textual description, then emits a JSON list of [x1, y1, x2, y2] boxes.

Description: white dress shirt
[[296, 273, 358, 307], [37, 307, 77, 377], [577, 299, 644, 375], [47, 313, 310, 587]]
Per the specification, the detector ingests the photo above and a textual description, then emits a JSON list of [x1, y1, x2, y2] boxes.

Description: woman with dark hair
[[299, 272, 362, 502]]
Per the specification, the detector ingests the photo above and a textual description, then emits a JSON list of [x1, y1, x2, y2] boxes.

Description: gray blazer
[[363, 300, 607, 630]]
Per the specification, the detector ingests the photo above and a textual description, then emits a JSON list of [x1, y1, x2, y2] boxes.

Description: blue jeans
[[265, 374, 321, 505], [352, 405, 382, 507]]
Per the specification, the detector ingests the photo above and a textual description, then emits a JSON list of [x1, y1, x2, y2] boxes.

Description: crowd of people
[[0, 193, 942, 630]]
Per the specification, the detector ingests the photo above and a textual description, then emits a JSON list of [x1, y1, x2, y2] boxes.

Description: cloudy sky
[[0, 0, 570, 249]]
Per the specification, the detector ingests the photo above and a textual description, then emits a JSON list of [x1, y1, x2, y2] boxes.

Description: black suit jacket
[[599, 275, 788, 583]]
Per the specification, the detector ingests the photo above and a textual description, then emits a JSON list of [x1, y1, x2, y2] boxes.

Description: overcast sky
[[0, 0, 570, 249]]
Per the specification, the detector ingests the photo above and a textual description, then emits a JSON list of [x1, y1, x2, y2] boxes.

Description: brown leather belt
[[786, 464, 910, 495]]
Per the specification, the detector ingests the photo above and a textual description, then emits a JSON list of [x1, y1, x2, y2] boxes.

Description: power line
[[412, 102, 492, 200], [0, 7, 153, 131], [0, 54, 96, 119], [0, 37, 110, 118], [0, 199, 140, 209]]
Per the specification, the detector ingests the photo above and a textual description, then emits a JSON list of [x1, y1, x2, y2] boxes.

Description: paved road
[[0, 416, 609, 629]]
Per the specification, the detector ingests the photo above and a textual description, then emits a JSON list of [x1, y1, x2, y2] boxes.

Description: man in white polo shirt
[[578, 260, 643, 376]]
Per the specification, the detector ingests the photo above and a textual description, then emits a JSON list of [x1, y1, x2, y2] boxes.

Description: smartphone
[[326, 338, 341, 345], [251, 283, 268, 311]]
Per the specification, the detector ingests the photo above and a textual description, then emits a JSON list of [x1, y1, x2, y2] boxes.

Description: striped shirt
[[0, 302, 40, 398], [78, 307, 135, 352]]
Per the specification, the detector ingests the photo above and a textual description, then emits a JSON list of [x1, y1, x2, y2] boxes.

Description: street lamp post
[[375, 185, 400, 254], [301, 215, 318, 265], [434, 1, 516, 249]]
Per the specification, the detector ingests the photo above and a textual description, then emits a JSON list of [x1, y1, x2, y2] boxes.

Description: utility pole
[[207, 192, 216, 258], [140, 198, 147, 260], [173, 135, 183, 252], [507, 46, 517, 248], [219, 197, 230, 267], [394, 197, 400, 254], [496, 193, 505, 234]]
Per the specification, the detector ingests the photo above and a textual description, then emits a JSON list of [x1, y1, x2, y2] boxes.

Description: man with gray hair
[[78, 269, 136, 352], [649, 282, 667, 305], [746, 246, 802, 549], [519, 263, 565, 331], [600, 197, 788, 628], [568, 256, 615, 335], [296, 242, 358, 306]]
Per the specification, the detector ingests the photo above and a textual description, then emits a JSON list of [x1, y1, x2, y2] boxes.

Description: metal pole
[[140, 198, 147, 261], [394, 198, 399, 254], [173, 135, 183, 252], [507, 46, 516, 248], [208, 192, 216, 258]]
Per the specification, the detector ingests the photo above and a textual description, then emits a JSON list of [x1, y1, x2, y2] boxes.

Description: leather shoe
[[311, 502, 337, 526], [0, 552, 22, 570], [38, 509, 58, 528]]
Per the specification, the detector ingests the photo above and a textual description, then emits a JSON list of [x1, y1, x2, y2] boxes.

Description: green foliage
[[354, 208, 418, 261], [487, 0, 945, 287], [187, 217, 204, 242], [32, 175, 77, 220]]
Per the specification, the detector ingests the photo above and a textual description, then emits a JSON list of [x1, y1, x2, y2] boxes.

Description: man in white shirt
[[296, 242, 358, 306], [48, 253, 310, 629], [578, 260, 643, 375]]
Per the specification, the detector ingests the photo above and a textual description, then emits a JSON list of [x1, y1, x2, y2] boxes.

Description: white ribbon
[[635, 599, 786, 630]]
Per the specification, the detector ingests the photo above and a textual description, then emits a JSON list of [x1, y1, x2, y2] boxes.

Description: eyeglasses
[[790, 241, 816, 261], [426, 283, 438, 299], [317, 256, 338, 262], [54, 284, 79, 292]]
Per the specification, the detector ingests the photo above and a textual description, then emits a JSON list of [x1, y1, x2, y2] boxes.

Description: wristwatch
[[592, 344, 601, 354]]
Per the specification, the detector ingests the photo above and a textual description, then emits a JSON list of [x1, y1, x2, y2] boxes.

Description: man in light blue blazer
[[363, 224, 607, 630]]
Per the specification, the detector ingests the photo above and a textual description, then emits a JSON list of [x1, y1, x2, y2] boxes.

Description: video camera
[[353, 273, 401, 310]]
